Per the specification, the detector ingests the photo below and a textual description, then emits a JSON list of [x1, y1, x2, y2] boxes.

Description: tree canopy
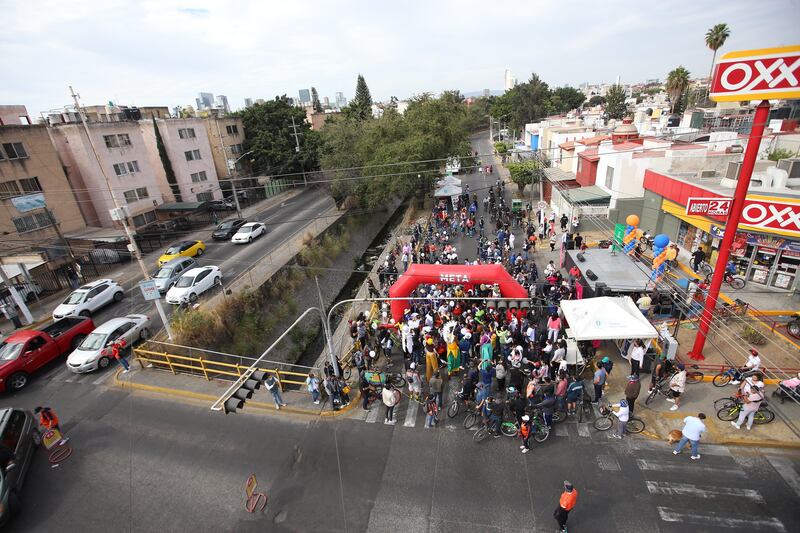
[[666, 66, 691, 113], [506, 157, 549, 194], [603, 84, 627, 121], [311, 87, 323, 113], [348, 74, 373, 120]]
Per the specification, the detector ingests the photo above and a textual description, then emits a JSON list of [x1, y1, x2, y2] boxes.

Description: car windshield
[[79, 332, 109, 351], [154, 267, 174, 279], [0, 342, 24, 362], [63, 291, 87, 305], [238, 226, 253, 233], [175, 275, 195, 288], [165, 245, 181, 254], [217, 221, 235, 230]]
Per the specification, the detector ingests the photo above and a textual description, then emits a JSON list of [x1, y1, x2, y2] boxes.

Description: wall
[[204, 116, 246, 187], [0, 106, 31, 126], [152, 118, 219, 202]]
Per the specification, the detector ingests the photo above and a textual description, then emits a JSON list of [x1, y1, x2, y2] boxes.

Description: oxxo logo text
[[717, 56, 800, 93], [740, 199, 800, 236], [439, 273, 470, 283]]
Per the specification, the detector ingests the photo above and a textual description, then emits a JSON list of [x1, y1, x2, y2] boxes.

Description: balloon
[[626, 215, 639, 226], [654, 234, 670, 248]]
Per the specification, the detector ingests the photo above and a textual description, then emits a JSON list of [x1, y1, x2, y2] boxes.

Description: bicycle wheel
[[343, 366, 352, 380], [473, 426, 489, 443], [644, 387, 659, 406], [716, 406, 740, 421], [713, 397, 737, 410], [447, 400, 460, 418], [501, 421, 519, 437], [464, 412, 478, 429], [712, 373, 732, 387], [730, 277, 745, 290], [593, 416, 613, 431], [533, 426, 550, 442], [552, 410, 566, 425], [686, 371, 704, 384], [391, 375, 407, 388], [625, 418, 645, 434], [754, 408, 775, 425], [701, 263, 713, 276]]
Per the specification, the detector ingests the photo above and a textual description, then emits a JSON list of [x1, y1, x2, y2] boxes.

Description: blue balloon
[[654, 234, 670, 248]]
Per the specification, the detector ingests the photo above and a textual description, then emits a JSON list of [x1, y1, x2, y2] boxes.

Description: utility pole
[[290, 116, 308, 187], [213, 116, 243, 218], [315, 276, 340, 378], [69, 86, 174, 340]]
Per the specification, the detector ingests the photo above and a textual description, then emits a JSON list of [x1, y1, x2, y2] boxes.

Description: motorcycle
[[787, 313, 800, 339]]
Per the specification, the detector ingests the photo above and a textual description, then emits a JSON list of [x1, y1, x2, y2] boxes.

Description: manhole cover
[[597, 454, 620, 471]]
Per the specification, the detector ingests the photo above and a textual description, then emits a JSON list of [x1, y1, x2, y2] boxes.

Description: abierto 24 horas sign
[[710, 45, 800, 102]]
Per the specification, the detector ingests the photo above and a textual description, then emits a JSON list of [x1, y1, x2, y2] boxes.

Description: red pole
[[688, 100, 771, 360]]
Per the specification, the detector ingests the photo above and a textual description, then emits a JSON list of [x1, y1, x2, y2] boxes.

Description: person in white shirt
[[673, 413, 707, 460], [629, 339, 646, 376], [731, 349, 761, 385], [666, 363, 686, 411], [732, 373, 765, 430], [611, 399, 630, 439]]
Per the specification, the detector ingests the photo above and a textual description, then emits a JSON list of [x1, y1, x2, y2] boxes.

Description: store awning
[[563, 185, 611, 205], [661, 199, 713, 233], [544, 168, 577, 183], [560, 296, 659, 340]]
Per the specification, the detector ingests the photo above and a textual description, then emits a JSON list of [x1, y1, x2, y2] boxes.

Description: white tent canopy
[[434, 183, 462, 197], [560, 296, 659, 340], [436, 175, 462, 187]]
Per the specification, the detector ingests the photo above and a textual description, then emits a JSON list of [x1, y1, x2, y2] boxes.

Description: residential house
[[204, 115, 247, 195], [153, 118, 220, 203]]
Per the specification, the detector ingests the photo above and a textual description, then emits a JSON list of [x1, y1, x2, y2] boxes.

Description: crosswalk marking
[[365, 404, 381, 424], [646, 481, 764, 502], [636, 459, 746, 477], [577, 423, 591, 438], [657, 507, 785, 532], [766, 455, 800, 500], [403, 400, 419, 427]]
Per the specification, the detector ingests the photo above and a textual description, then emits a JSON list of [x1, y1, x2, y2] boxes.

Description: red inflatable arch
[[387, 263, 528, 321]]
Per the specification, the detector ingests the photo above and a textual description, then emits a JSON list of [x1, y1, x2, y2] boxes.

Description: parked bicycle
[[704, 271, 746, 290], [712, 365, 757, 387], [593, 403, 645, 434], [716, 400, 774, 424]]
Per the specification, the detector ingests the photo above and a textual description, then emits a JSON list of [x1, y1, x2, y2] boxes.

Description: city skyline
[[2, 0, 798, 115]]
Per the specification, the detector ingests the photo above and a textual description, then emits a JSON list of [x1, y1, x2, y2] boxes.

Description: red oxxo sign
[[686, 197, 733, 216], [740, 197, 800, 238], [710, 45, 800, 102]]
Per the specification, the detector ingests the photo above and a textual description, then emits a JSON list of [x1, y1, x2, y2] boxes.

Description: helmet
[[677, 363, 685, 370], [521, 415, 530, 422], [506, 387, 517, 394], [601, 356, 610, 363], [620, 399, 628, 407]]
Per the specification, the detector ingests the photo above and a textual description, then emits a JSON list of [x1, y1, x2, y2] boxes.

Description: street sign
[[138, 280, 161, 301], [686, 197, 733, 216], [538, 201, 547, 210], [710, 45, 800, 102]]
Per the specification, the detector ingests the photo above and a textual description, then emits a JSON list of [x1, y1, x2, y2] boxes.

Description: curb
[[112, 368, 359, 418]]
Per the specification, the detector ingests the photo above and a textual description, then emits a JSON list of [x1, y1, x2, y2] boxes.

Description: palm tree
[[705, 23, 731, 98], [666, 66, 691, 114]]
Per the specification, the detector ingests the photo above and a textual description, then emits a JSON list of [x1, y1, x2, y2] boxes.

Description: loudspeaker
[[577, 253, 585, 262], [585, 269, 598, 281]]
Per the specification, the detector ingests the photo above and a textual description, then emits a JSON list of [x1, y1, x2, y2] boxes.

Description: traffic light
[[223, 371, 268, 414]]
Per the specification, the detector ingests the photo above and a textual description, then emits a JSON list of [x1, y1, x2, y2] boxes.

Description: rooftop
[[543, 168, 578, 183], [576, 134, 611, 146]]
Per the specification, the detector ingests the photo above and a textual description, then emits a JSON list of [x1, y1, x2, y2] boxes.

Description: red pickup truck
[[0, 317, 95, 393]]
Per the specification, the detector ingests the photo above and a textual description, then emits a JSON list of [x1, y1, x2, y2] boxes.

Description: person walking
[[624, 374, 641, 415], [592, 362, 607, 403], [423, 393, 439, 428], [382, 383, 400, 425], [110, 338, 130, 372], [549, 233, 557, 252], [428, 370, 444, 409], [264, 374, 287, 410], [554, 481, 578, 532], [519, 415, 532, 454], [673, 412, 707, 460], [611, 399, 629, 439], [629, 339, 645, 376], [547, 313, 561, 343], [691, 247, 706, 272], [306, 372, 321, 405], [666, 363, 686, 411]]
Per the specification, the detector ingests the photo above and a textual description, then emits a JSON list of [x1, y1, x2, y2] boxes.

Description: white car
[[165, 266, 222, 304], [66, 314, 151, 373], [52, 279, 124, 320], [231, 222, 267, 244]]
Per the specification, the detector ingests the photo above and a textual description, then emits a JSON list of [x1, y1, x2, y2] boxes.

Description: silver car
[[153, 257, 197, 293], [66, 314, 151, 373]]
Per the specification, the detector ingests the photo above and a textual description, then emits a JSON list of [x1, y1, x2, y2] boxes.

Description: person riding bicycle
[[731, 349, 761, 385], [507, 387, 527, 426], [649, 354, 674, 392], [532, 391, 556, 427], [725, 259, 737, 277], [488, 397, 504, 437]]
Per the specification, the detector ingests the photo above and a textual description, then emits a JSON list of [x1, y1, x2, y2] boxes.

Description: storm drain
[[597, 454, 621, 471]]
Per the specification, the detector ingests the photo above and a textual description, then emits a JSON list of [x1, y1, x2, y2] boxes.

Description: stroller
[[772, 380, 800, 404]]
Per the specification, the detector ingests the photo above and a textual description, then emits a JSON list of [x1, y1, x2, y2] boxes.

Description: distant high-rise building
[[335, 92, 347, 109], [196, 92, 214, 110], [504, 70, 516, 92], [483, 89, 491, 98], [244, 98, 253, 108], [298, 89, 311, 104], [323, 96, 330, 107], [215, 95, 230, 113]]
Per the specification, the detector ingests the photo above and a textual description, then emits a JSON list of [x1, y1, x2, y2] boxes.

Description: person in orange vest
[[111, 338, 129, 372], [554, 480, 578, 532], [34, 406, 69, 445], [518, 415, 532, 454]]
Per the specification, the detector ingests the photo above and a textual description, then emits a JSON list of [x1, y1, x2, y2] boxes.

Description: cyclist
[[532, 390, 556, 427], [649, 353, 673, 393], [731, 349, 761, 385], [488, 397, 504, 437], [566, 376, 584, 416], [725, 259, 737, 278], [507, 387, 527, 426]]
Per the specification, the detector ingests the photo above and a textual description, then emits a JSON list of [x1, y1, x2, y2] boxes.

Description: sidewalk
[[0, 188, 302, 336]]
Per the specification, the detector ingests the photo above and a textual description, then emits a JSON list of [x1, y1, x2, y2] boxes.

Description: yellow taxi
[[157, 240, 206, 267]]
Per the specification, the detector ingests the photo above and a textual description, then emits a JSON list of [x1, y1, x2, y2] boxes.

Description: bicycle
[[712, 366, 757, 387], [500, 408, 550, 442], [593, 403, 645, 434], [715, 401, 774, 424], [447, 391, 474, 418], [644, 377, 671, 406], [473, 418, 501, 443]]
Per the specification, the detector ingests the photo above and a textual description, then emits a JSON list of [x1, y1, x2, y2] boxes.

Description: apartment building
[[153, 118, 220, 203], [205, 115, 246, 193]]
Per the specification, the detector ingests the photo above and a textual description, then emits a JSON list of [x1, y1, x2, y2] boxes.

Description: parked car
[[87, 248, 123, 264], [52, 279, 124, 320], [211, 219, 247, 241], [66, 314, 151, 373], [153, 257, 197, 293], [0, 408, 40, 526], [165, 266, 222, 305], [208, 198, 236, 211], [231, 222, 267, 244], [0, 317, 95, 392], [0, 282, 42, 305], [157, 240, 206, 267]]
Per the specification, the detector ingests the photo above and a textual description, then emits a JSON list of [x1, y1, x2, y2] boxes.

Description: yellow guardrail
[[133, 348, 310, 389]]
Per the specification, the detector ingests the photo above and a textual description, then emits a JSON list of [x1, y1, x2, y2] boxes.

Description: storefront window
[[749, 247, 777, 286], [771, 250, 800, 290]]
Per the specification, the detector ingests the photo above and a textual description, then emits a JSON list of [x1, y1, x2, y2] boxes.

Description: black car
[[0, 408, 40, 526], [211, 219, 247, 241]]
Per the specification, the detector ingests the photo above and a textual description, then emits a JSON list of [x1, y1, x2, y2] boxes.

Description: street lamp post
[[226, 150, 255, 219]]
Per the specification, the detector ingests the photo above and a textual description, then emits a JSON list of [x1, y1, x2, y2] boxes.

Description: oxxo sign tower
[[690, 45, 800, 359]]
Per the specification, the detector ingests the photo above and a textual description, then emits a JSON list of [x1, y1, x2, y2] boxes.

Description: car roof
[[183, 266, 217, 276], [241, 222, 260, 227], [79, 278, 113, 290], [159, 256, 196, 268], [91, 316, 136, 334]]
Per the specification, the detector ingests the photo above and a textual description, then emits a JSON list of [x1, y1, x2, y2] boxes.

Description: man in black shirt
[[691, 248, 706, 272]]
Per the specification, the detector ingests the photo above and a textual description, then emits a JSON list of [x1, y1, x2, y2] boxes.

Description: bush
[[740, 324, 767, 345]]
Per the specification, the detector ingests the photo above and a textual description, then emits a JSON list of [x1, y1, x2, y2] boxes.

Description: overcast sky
[[2, 0, 798, 116]]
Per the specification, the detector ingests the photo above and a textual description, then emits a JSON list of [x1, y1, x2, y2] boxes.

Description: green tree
[[586, 95, 606, 107], [666, 66, 691, 113], [348, 74, 373, 120], [768, 148, 796, 161], [506, 157, 548, 195], [603, 84, 627, 121], [153, 117, 181, 201], [502, 73, 553, 130], [705, 23, 731, 98], [238, 96, 320, 182], [551, 86, 586, 113], [311, 87, 323, 113]]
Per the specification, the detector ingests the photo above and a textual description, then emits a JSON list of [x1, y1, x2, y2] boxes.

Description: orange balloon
[[626, 215, 640, 226]]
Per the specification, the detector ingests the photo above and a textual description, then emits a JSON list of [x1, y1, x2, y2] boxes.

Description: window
[[124, 190, 138, 204], [113, 163, 128, 176], [604, 166, 614, 189], [191, 171, 208, 183], [12, 212, 52, 233], [127, 160, 140, 173], [178, 128, 196, 139], [135, 187, 149, 199], [118, 133, 132, 146], [2, 142, 27, 159], [103, 135, 120, 148], [132, 210, 156, 227], [231, 144, 243, 154], [226, 125, 239, 136], [19, 177, 42, 193], [0, 410, 26, 451], [0, 180, 22, 199], [184, 149, 201, 161], [197, 192, 213, 202]]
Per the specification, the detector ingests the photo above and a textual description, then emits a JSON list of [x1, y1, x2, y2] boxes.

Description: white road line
[[63, 374, 80, 383], [636, 459, 746, 476], [554, 424, 568, 437], [766, 455, 800, 500], [657, 507, 785, 532], [646, 481, 764, 502], [577, 423, 591, 438], [91, 371, 116, 386], [403, 400, 419, 427], [365, 404, 381, 424]]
